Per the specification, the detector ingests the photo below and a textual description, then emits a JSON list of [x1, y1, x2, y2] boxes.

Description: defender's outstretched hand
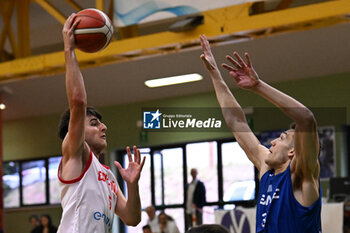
[[222, 52, 260, 90], [114, 146, 146, 185], [199, 35, 218, 71]]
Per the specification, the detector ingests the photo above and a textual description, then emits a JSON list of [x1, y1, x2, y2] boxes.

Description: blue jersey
[[256, 165, 322, 233]]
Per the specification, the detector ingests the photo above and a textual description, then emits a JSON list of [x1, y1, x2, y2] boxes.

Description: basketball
[[73, 8, 113, 53]]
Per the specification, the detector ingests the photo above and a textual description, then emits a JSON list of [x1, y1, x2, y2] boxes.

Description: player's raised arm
[[250, 78, 319, 174], [200, 35, 269, 174], [61, 14, 89, 177], [223, 51, 320, 205]]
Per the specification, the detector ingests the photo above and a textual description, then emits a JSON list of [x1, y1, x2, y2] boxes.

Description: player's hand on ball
[[62, 13, 80, 50]]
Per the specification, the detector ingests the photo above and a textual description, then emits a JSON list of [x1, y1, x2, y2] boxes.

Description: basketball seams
[[74, 25, 110, 35], [76, 15, 105, 27], [99, 10, 113, 38], [90, 11, 113, 51], [73, 8, 114, 53]]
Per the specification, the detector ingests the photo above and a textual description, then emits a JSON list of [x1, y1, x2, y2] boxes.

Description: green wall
[[3, 73, 350, 233], [5, 206, 61, 233]]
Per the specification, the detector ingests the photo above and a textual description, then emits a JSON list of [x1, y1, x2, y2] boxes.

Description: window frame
[[115, 137, 259, 233], [3, 155, 62, 209]]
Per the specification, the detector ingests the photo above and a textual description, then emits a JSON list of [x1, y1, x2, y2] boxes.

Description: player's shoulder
[[256, 145, 271, 177], [61, 139, 90, 166]]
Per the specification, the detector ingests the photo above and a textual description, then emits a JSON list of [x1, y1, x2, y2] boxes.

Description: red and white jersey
[[57, 150, 118, 233]]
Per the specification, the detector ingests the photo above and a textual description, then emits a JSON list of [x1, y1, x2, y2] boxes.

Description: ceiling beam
[[0, 0, 349, 83], [34, 0, 67, 25], [95, 0, 104, 12], [65, 0, 83, 12], [0, 0, 16, 57], [16, 0, 31, 58]]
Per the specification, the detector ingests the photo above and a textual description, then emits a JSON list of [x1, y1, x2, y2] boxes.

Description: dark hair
[[142, 225, 151, 230], [40, 214, 53, 227], [29, 214, 39, 222], [158, 212, 174, 221], [186, 224, 229, 233], [289, 122, 296, 130], [58, 106, 102, 140]]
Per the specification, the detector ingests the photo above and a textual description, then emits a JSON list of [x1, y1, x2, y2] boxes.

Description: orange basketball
[[73, 8, 113, 53]]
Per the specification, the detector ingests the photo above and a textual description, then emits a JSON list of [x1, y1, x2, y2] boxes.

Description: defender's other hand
[[222, 52, 260, 90], [199, 35, 218, 71]]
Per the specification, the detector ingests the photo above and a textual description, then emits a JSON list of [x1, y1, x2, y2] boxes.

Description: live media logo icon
[[143, 109, 162, 129]]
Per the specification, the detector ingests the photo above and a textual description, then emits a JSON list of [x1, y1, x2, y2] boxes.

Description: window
[[3, 156, 62, 208], [116, 138, 258, 233], [49, 156, 62, 204], [154, 147, 184, 205], [3, 161, 20, 208], [222, 142, 255, 202], [22, 160, 47, 205], [186, 141, 218, 202]]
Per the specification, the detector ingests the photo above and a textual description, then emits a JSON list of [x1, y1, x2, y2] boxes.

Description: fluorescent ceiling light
[[145, 73, 203, 88]]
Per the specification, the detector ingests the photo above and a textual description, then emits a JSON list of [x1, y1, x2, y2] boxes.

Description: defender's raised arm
[[222, 47, 320, 207], [199, 35, 269, 175]]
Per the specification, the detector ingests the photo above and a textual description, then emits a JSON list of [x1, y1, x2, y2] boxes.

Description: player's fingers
[[222, 63, 238, 72], [204, 36, 210, 49], [135, 147, 140, 164], [66, 13, 76, 26], [200, 36, 210, 54], [126, 146, 132, 162], [114, 161, 123, 172], [226, 55, 242, 69], [132, 146, 139, 163], [72, 18, 80, 30], [140, 156, 146, 171], [245, 52, 252, 67], [233, 52, 247, 67], [199, 35, 204, 46]]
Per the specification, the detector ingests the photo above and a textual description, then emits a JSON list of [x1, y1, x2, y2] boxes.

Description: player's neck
[[274, 162, 289, 175], [91, 148, 104, 160]]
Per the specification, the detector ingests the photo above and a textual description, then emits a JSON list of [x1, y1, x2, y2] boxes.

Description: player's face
[[85, 115, 107, 152], [266, 130, 294, 167]]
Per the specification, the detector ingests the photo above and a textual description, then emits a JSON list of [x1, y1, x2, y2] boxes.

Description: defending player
[[199, 35, 321, 232], [57, 14, 145, 232]]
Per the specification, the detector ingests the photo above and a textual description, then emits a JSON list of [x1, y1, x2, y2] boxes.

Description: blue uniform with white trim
[[256, 164, 322, 233]]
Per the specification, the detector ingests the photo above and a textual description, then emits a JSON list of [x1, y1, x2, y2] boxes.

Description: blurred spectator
[[158, 212, 180, 233], [36, 215, 57, 233], [143, 224, 153, 233], [185, 168, 206, 229], [186, 224, 229, 233], [29, 214, 40, 233], [146, 206, 160, 233]]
